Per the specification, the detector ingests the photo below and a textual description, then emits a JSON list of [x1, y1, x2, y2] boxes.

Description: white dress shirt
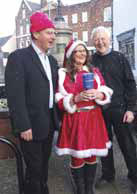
[[32, 42, 54, 108]]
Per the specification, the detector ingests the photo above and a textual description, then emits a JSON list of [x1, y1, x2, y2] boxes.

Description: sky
[[0, 0, 89, 37]]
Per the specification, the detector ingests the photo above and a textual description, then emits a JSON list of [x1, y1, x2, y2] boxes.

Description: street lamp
[[54, 0, 65, 22]]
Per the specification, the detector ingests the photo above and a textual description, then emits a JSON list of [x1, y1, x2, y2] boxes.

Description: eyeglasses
[[45, 31, 57, 36], [94, 37, 106, 43], [73, 49, 87, 54]]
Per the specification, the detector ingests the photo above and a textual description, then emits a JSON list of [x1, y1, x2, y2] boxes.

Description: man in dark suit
[[5, 12, 59, 194]]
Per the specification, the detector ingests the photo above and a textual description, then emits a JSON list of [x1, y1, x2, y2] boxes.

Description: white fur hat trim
[[66, 40, 86, 58]]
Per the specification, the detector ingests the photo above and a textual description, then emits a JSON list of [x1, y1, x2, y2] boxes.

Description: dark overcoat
[[5, 45, 59, 140]]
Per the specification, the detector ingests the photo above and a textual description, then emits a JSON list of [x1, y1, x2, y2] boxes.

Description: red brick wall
[[55, 0, 113, 46], [16, 0, 112, 48]]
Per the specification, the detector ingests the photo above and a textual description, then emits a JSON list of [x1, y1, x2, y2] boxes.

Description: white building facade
[[113, 0, 137, 81]]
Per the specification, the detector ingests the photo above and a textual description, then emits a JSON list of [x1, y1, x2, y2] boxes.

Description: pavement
[[0, 130, 137, 194]]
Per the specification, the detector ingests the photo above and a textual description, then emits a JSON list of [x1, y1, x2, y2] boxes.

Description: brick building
[[15, 0, 41, 49], [16, 0, 112, 49]]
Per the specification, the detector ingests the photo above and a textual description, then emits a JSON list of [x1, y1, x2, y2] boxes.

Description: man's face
[[33, 28, 56, 52], [93, 31, 110, 55]]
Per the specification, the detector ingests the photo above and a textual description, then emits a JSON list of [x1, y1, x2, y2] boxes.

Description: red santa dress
[[55, 66, 113, 159]]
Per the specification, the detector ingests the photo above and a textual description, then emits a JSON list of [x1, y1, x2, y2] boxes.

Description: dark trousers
[[20, 128, 54, 194], [101, 106, 137, 183]]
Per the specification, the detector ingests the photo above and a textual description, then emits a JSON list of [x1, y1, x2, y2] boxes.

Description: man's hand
[[20, 129, 33, 141], [123, 111, 134, 123]]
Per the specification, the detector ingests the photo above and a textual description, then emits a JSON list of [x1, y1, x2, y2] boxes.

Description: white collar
[[32, 41, 44, 56]]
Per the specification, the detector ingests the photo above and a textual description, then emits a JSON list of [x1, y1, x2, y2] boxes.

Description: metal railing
[[0, 136, 24, 194]]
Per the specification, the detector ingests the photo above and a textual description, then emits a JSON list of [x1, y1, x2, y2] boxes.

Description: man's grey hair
[[91, 26, 111, 40]]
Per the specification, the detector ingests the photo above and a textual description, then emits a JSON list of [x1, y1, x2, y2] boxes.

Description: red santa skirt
[[55, 105, 111, 159]]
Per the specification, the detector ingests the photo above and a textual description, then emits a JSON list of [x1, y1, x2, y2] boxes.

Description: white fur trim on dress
[[55, 92, 64, 103], [94, 73, 101, 88], [58, 68, 68, 96], [57, 68, 77, 113], [63, 94, 77, 114], [66, 40, 86, 58], [95, 85, 113, 105], [55, 141, 111, 158]]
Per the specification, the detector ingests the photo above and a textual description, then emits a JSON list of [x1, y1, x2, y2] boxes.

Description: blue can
[[83, 73, 94, 90]]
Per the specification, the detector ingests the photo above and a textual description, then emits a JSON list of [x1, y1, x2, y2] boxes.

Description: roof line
[[24, 0, 32, 11]]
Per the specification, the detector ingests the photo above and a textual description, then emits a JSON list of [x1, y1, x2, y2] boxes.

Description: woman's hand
[[73, 92, 89, 103], [72, 89, 103, 103], [82, 89, 104, 100]]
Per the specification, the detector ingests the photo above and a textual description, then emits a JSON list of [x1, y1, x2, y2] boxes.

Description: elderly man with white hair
[[91, 26, 137, 194]]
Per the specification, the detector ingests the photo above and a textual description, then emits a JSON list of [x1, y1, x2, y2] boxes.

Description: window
[[20, 26, 23, 35], [72, 14, 78, 24], [26, 23, 30, 34], [106, 27, 112, 45], [20, 40, 24, 48], [72, 32, 78, 40], [0, 52, 3, 59], [57, 44, 66, 53], [104, 7, 111, 22], [22, 9, 26, 19], [82, 31, 88, 42], [63, 15, 68, 24], [119, 41, 135, 70], [82, 12, 88, 22], [106, 27, 112, 37], [26, 39, 30, 47], [106, 27, 112, 41], [117, 29, 135, 70]]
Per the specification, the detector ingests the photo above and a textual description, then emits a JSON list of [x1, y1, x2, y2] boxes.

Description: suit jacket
[[5, 45, 59, 140]]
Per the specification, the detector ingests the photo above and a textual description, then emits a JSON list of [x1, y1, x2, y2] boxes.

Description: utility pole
[[47, 0, 51, 18]]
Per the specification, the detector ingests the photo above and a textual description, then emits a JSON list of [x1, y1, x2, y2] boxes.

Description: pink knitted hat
[[30, 11, 55, 33]]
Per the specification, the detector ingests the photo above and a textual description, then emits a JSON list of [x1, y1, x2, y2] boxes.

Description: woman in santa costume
[[55, 39, 113, 194]]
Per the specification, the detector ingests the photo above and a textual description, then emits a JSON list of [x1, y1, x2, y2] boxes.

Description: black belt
[[76, 105, 97, 112]]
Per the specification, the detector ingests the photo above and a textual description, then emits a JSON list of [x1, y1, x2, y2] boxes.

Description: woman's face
[[73, 45, 87, 71]]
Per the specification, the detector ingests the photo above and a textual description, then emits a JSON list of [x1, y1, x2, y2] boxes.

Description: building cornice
[[24, 0, 32, 11], [16, 34, 30, 39]]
